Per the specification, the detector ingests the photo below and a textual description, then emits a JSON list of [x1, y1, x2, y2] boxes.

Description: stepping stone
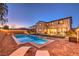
[[35, 50, 50, 56], [10, 46, 31, 56]]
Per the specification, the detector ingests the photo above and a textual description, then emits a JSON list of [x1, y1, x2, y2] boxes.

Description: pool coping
[[12, 35, 55, 48], [12, 35, 21, 45], [29, 40, 54, 48]]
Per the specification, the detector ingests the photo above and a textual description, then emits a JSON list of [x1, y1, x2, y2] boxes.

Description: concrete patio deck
[[1, 31, 79, 56]]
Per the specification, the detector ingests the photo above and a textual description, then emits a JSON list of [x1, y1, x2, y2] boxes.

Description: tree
[[0, 3, 8, 25], [3, 25, 9, 29]]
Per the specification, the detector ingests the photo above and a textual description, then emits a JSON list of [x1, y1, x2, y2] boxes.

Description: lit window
[[47, 24, 48, 25], [50, 28, 57, 33], [52, 22, 53, 25], [59, 21, 64, 24], [44, 29, 47, 32], [39, 24, 41, 25], [62, 28, 66, 32], [39, 29, 41, 31], [60, 28, 66, 32]]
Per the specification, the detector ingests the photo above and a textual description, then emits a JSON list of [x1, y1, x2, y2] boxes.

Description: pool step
[[10, 46, 31, 56]]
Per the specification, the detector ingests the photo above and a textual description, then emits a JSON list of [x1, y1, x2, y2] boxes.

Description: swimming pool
[[15, 34, 48, 45]]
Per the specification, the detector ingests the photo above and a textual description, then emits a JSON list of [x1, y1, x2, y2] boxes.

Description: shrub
[[3, 25, 9, 29]]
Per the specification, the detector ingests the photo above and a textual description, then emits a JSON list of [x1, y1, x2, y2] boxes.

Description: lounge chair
[[10, 46, 31, 56], [35, 50, 50, 56]]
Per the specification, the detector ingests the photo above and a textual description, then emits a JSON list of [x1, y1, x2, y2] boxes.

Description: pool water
[[15, 34, 48, 44]]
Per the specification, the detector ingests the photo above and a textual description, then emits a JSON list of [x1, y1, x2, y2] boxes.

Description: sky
[[7, 3, 79, 28]]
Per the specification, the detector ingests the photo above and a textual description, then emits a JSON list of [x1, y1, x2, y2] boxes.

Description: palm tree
[[0, 3, 8, 26]]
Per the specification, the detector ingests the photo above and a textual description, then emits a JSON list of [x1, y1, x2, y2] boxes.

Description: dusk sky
[[7, 3, 79, 28]]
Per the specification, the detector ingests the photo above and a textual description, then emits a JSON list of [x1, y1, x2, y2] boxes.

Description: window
[[39, 24, 41, 25], [59, 21, 64, 24], [39, 29, 41, 31], [52, 22, 54, 25], [62, 28, 66, 32], [47, 23, 49, 25], [48, 28, 57, 35]]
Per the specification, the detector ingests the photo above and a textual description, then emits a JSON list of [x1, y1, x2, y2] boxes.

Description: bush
[[66, 30, 76, 37], [3, 25, 9, 29]]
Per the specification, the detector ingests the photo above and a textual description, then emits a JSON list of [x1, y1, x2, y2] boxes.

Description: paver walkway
[[10, 46, 31, 56], [35, 50, 50, 56]]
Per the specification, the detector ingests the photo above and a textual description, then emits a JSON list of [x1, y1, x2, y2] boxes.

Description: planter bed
[[69, 37, 77, 43]]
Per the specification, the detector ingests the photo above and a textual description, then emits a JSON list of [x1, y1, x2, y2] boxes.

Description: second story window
[[39, 24, 42, 26], [52, 22, 54, 25], [39, 29, 41, 31], [58, 21, 64, 24]]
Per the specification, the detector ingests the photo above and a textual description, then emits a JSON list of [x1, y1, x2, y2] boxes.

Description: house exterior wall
[[35, 17, 72, 36], [36, 22, 47, 34]]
